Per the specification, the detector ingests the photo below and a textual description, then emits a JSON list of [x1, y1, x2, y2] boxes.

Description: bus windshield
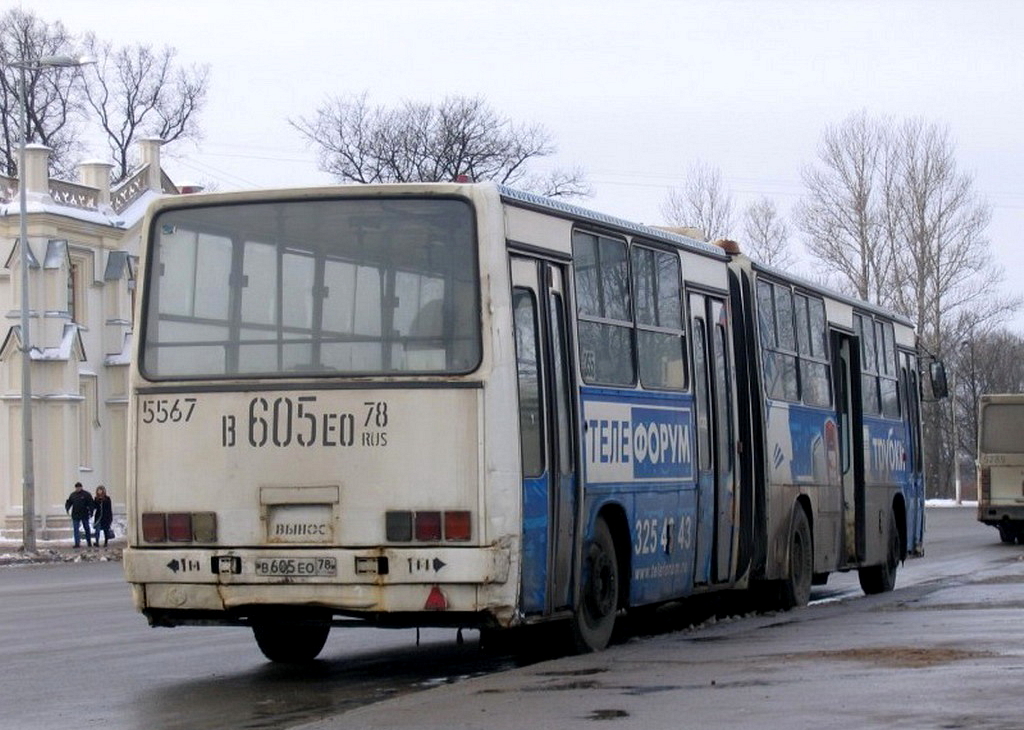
[[141, 196, 480, 379]]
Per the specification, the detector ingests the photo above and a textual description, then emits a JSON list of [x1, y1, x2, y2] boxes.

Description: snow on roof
[[37, 325, 86, 362], [0, 188, 158, 230]]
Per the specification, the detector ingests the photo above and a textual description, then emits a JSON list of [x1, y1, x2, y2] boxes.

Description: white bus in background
[[977, 393, 1024, 543], [123, 182, 936, 662]]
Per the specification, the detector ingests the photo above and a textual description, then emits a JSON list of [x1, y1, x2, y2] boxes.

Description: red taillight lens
[[142, 512, 166, 542], [414, 511, 442, 541], [424, 585, 448, 610], [444, 511, 472, 541], [166, 512, 193, 542]]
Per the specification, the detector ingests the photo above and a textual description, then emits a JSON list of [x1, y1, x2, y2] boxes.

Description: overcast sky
[[19, 0, 1024, 329]]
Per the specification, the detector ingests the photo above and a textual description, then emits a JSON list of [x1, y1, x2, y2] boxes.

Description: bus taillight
[[141, 511, 218, 543], [385, 510, 472, 543], [415, 511, 442, 541], [979, 467, 991, 502], [444, 511, 472, 541], [142, 512, 167, 542], [167, 513, 193, 541]]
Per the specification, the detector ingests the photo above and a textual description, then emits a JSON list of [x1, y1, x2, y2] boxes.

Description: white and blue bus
[[123, 182, 931, 661]]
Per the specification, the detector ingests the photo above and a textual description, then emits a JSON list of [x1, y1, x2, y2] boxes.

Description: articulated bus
[[123, 182, 930, 661], [976, 393, 1024, 543]]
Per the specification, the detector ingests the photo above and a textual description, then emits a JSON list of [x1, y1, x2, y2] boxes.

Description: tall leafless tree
[[885, 119, 1013, 354], [797, 111, 1019, 497], [794, 111, 895, 303], [951, 328, 1024, 472], [0, 9, 89, 178], [660, 161, 734, 242], [0, 9, 209, 183], [291, 92, 590, 198], [742, 196, 794, 268], [83, 35, 209, 182]]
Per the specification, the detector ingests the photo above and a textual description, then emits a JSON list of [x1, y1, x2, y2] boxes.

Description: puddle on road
[[785, 646, 996, 668], [586, 708, 630, 721], [971, 573, 1024, 585], [535, 667, 609, 677]]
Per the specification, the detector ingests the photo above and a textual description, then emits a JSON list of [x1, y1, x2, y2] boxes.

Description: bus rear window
[[981, 404, 1024, 453], [141, 197, 480, 379]]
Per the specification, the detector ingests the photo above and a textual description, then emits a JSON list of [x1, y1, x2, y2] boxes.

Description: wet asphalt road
[[0, 506, 1001, 729]]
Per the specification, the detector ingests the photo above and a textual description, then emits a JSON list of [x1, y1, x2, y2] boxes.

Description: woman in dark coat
[[92, 485, 114, 547]]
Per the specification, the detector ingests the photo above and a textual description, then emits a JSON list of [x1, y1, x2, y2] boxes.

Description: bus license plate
[[254, 557, 337, 577]]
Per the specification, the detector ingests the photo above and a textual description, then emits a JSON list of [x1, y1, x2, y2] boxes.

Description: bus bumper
[[123, 543, 513, 619], [978, 504, 1024, 528]]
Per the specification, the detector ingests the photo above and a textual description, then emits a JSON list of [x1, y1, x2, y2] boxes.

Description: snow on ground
[[927, 499, 978, 508], [0, 516, 128, 564]]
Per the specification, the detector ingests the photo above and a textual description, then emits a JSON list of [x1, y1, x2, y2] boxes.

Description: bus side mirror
[[929, 361, 949, 399]]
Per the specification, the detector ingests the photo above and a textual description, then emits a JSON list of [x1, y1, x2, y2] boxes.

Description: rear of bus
[[123, 184, 521, 662], [977, 393, 1024, 544]]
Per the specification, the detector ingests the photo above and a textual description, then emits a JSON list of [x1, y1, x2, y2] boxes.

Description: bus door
[[511, 256, 577, 614], [832, 332, 866, 563], [690, 293, 737, 585], [900, 352, 924, 553]]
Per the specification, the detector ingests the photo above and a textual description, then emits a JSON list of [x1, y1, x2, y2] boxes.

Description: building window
[[68, 261, 86, 324]]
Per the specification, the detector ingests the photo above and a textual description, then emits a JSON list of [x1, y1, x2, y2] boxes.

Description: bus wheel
[[859, 511, 900, 595], [571, 516, 619, 653], [252, 618, 330, 663], [780, 507, 813, 609]]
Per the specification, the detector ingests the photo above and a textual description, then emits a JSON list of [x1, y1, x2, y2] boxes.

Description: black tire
[[780, 507, 813, 609], [571, 516, 620, 653], [858, 510, 900, 595], [998, 524, 1017, 544], [252, 618, 330, 663]]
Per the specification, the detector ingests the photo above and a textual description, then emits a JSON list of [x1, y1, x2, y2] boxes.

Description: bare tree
[[742, 196, 794, 268], [291, 92, 590, 198], [794, 111, 894, 302], [660, 161, 734, 242], [798, 110, 1020, 497], [0, 9, 89, 178], [886, 119, 1015, 352], [83, 35, 209, 182], [947, 327, 1024, 495]]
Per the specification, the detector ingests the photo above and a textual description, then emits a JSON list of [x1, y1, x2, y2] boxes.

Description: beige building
[[0, 139, 179, 540]]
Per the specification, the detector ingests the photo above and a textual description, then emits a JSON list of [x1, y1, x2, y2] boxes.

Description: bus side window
[[631, 245, 686, 390], [572, 231, 635, 386]]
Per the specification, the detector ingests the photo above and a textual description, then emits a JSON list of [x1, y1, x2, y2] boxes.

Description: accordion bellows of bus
[[123, 182, 938, 662]]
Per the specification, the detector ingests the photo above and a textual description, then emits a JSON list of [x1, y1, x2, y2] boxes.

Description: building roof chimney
[[22, 144, 52, 198], [78, 160, 114, 208], [137, 137, 165, 192]]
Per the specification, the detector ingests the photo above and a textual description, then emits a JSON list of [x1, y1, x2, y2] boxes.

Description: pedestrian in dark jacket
[[65, 481, 94, 547], [92, 485, 114, 547]]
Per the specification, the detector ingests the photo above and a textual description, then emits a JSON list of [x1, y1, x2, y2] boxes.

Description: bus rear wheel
[[858, 510, 900, 595], [252, 616, 331, 663], [571, 516, 619, 653], [780, 507, 813, 609]]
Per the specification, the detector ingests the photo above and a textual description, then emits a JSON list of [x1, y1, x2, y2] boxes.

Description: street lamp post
[[13, 54, 94, 552]]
